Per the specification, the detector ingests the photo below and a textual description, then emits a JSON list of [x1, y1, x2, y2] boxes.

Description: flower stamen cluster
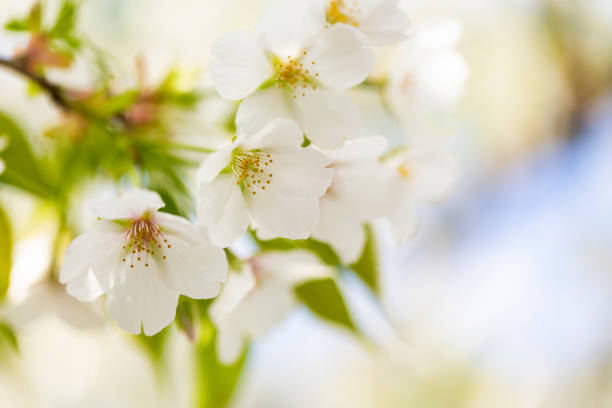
[[121, 211, 170, 268], [231, 151, 274, 195], [274, 52, 319, 99], [326, 0, 361, 27]]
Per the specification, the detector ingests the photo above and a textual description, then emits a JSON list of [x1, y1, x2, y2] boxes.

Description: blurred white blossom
[[209, 250, 332, 363]]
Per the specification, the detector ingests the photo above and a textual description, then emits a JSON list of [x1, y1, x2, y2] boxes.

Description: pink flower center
[[121, 211, 171, 268]]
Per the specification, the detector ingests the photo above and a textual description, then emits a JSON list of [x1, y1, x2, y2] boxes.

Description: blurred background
[[1, 0, 612, 406]]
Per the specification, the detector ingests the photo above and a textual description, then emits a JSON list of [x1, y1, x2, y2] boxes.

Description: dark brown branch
[[0, 56, 73, 112], [0, 56, 130, 126]]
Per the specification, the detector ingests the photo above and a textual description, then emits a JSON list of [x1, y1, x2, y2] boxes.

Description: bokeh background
[[1, 0, 612, 406]]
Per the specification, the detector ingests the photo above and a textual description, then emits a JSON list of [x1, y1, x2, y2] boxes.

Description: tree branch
[[0, 56, 129, 126]]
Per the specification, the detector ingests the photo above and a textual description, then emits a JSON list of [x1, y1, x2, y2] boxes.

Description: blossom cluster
[[58, 0, 463, 362]]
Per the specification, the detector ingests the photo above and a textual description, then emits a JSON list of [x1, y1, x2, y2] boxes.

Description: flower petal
[[65, 268, 104, 302], [402, 149, 458, 202], [210, 31, 273, 100], [386, 197, 419, 244], [312, 195, 365, 264], [249, 190, 320, 240], [294, 89, 361, 149], [235, 87, 294, 136], [268, 149, 333, 197], [156, 214, 227, 299], [90, 189, 164, 220], [254, 250, 332, 284], [106, 261, 178, 336], [331, 161, 392, 219], [240, 118, 303, 152], [198, 146, 233, 183], [216, 324, 246, 364], [302, 24, 374, 90], [60, 221, 123, 290], [198, 174, 250, 247], [256, 0, 326, 56], [326, 135, 388, 162], [359, 0, 409, 45]]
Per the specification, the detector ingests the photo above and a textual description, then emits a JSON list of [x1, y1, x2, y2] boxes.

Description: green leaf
[[196, 318, 248, 408], [0, 112, 52, 198], [135, 326, 170, 368], [253, 234, 341, 267], [295, 278, 356, 332], [49, 1, 78, 40], [0, 205, 12, 302], [0, 321, 19, 352], [5, 19, 30, 32], [350, 225, 379, 293]]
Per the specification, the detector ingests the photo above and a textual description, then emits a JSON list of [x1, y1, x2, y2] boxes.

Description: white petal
[[359, 0, 409, 45], [158, 241, 227, 299], [235, 87, 294, 136], [106, 262, 178, 336], [198, 174, 250, 247], [294, 89, 361, 149], [256, 0, 326, 56], [254, 250, 333, 284], [209, 31, 273, 100], [0, 159, 4, 175], [216, 325, 246, 364], [402, 149, 458, 202], [60, 221, 123, 290], [249, 190, 320, 240], [312, 195, 365, 264], [331, 161, 392, 219], [326, 135, 388, 162], [209, 267, 256, 325], [90, 189, 164, 220], [198, 146, 233, 183], [386, 197, 419, 244], [303, 24, 374, 90], [65, 268, 104, 302], [240, 118, 303, 153], [226, 279, 297, 337], [268, 149, 333, 197]]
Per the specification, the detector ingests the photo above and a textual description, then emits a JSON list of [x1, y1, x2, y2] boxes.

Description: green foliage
[[196, 318, 248, 408], [48, 1, 78, 41], [0, 205, 12, 302], [295, 278, 357, 332], [0, 321, 19, 353], [0, 113, 53, 198], [350, 225, 379, 293], [135, 326, 170, 368], [254, 234, 341, 267]]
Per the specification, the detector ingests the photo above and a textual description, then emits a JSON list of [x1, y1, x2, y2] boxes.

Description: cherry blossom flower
[[312, 136, 392, 263], [324, 0, 409, 45], [209, 250, 332, 364], [383, 142, 458, 244], [386, 18, 469, 115], [60, 189, 227, 335], [198, 118, 334, 247], [209, 0, 374, 149]]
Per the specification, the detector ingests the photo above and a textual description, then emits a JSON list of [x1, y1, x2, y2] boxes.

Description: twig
[[0, 56, 130, 126]]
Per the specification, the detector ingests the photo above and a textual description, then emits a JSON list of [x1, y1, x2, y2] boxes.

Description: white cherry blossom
[[209, 250, 332, 364], [387, 18, 469, 115], [312, 136, 392, 263], [60, 189, 227, 336], [324, 0, 409, 45], [209, 0, 374, 149], [383, 142, 458, 244], [198, 118, 334, 247]]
